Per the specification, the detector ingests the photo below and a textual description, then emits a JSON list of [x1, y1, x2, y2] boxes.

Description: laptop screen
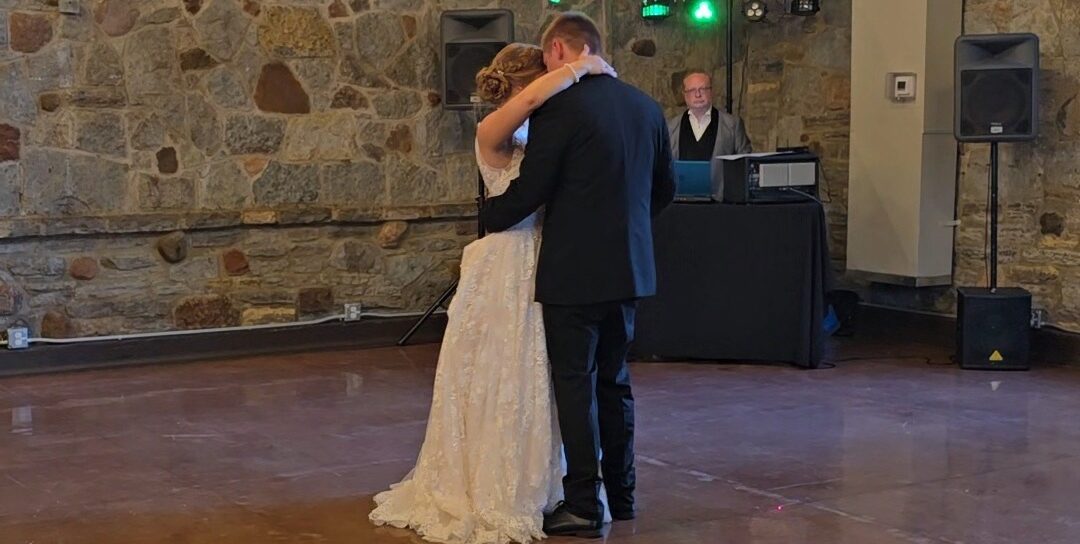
[[674, 160, 712, 197]]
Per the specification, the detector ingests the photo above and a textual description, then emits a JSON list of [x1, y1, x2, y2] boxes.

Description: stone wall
[[0, 220, 471, 335], [954, 0, 1080, 331], [731, 0, 851, 269], [636, 0, 1080, 332], [4, 0, 1072, 338], [0, 0, 730, 336], [862, 0, 1080, 332], [0, 0, 491, 336]]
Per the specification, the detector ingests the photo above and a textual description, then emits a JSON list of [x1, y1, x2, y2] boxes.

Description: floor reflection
[[0, 334, 1078, 543]]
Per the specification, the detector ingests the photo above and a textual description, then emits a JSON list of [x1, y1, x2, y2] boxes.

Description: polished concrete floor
[[1, 320, 1080, 543]]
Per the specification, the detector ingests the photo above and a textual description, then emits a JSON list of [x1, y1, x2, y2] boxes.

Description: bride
[[368, 43, 617, 543]]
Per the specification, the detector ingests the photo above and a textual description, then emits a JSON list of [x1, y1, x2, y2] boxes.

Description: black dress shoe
[[608, 494, 635, 521], [543, 503, 604, 538]]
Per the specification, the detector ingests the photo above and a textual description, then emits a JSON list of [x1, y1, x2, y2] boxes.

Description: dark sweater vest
[[678, 108, 719, 161]]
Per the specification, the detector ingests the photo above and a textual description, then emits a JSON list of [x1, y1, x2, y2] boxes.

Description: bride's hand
[[572, 44, 617, 78]]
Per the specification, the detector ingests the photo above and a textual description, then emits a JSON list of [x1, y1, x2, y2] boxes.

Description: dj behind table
[[633, 150, 835, 369]]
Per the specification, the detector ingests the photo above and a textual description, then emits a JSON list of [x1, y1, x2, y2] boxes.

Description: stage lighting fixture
[[689, 0, 718, 24], [790, 0, 819, 15], [642, 0, 673, 19], [743, 0, 767, 21]]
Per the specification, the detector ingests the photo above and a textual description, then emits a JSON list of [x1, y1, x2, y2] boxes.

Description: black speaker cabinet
[[955, 33, 1039, 142], [441, 10, 513, 110], [956, 287, 1031, 370]]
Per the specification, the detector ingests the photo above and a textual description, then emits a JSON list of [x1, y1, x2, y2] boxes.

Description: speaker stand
[[397, 168, 486, 346], [956, 141, 1032, 370], [396, 278, 457, 346], [725, 0, 734, 114], [989, 141, 999, 291], [398, 101, 488, 346]]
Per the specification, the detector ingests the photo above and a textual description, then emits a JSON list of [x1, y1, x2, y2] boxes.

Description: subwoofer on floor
[[441, 9, 513, 110], [955, 33, 1039, 142], [956, 287, 1032, 370]]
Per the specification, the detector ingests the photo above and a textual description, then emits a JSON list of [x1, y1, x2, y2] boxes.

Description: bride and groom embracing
[[370, 11, 676, 543]]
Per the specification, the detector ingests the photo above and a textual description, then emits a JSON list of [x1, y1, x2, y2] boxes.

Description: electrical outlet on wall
[[344, 303, 363, 322], [1031, 308, 1045, 329], [59, 0, 80, 15], [6, 328, 29, 350]]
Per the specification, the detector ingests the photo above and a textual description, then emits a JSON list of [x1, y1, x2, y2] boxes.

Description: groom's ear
[[546, 40, 558, 61], [550, 39, 564, 60]]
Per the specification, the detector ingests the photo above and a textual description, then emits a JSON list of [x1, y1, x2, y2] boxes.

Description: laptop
[[673, 160, 714, 202]]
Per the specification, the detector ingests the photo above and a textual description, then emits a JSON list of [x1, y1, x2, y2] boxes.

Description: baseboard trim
[[2, 304, 1075, 378], [0, 315, 448, 378]]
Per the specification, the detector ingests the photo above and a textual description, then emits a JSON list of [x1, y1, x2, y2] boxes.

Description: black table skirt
[[634, 201, 833, 368]]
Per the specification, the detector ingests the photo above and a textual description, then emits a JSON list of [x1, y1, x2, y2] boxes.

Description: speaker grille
[[959, 68, 1033, 140], [445, 42, 506, 107], [441, 9, 513, 110], [956, 287, 1031, 370]]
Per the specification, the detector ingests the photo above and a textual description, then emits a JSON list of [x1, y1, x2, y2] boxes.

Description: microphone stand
[[398, 99, 487, 346]]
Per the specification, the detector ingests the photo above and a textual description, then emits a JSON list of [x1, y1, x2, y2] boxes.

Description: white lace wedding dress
[[369, 125, 567, 543]]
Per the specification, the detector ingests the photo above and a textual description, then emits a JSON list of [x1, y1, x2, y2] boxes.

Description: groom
[[481, 12, 675, 538]]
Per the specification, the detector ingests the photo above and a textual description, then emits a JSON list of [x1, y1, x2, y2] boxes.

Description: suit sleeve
[[734, 116, 752, 154], [480, 102, 568, 233], [651, 113, 676, 217]]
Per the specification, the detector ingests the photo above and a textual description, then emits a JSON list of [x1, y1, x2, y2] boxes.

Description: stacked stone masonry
[[0, 0, 1076, 336]]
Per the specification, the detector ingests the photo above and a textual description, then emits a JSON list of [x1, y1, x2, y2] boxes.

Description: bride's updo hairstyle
[[475, 43, 546, 105]]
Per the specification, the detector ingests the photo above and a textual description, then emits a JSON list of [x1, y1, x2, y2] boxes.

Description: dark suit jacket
[[481, 75, 676, 306]]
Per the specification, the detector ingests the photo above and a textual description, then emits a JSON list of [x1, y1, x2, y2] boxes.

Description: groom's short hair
[[541, 12, 603, 56]]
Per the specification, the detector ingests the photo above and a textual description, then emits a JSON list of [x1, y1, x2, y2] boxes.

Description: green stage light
[[689, 0, 718, 23], [641, 0, 673, 20]]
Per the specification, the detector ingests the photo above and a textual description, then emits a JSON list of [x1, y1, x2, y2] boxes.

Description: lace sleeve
[[475, 139, 509, 180], [475, 139, 524, 197]]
